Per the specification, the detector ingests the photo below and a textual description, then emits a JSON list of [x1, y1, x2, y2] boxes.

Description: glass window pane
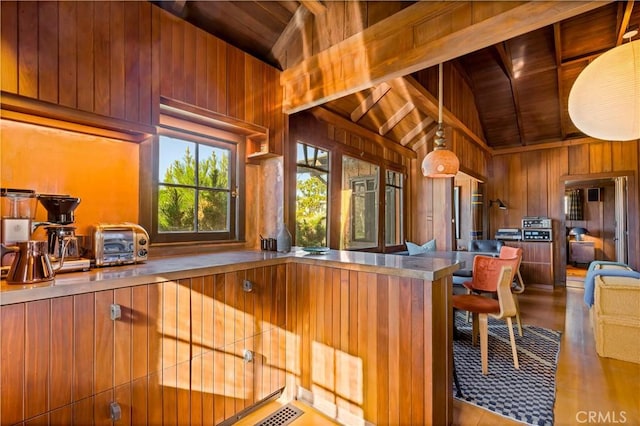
[[159, 136, 196, 185], [385, 171, 403, 246], [158, 185, 195, 232], [295, 143, 329, 247], [199, 145, 230, 189], [342, 156, 379, 249], [198, 189, 229, 231]]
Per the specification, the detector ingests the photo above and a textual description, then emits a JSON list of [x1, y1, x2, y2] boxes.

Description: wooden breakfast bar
[[0, 249, 460, 425]]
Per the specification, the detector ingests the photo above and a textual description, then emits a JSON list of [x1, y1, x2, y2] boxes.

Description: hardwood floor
[[238, 283, 640, 425]]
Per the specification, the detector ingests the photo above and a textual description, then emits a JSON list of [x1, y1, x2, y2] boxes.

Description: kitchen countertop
[[0, 248, 461, 305]]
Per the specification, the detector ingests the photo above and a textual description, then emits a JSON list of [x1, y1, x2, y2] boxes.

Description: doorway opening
[[563, 175, 629, 286]]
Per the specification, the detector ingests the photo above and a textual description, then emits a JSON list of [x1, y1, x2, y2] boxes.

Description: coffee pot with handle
[[1, 239, 68, 284]]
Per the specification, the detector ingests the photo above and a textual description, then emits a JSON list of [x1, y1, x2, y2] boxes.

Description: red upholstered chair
[[463, 248, 524, 336], [453, 256, 519, 375]]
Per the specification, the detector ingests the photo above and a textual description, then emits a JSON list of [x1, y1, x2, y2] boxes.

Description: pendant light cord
[[438, 63, 443, 125]]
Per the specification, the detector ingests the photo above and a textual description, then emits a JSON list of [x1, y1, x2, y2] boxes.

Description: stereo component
[[522, 228, 553, 241], [495, 228, 522, 240], [522, 216, 552, 229]]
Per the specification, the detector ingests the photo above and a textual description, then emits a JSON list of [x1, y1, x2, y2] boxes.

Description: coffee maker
[[37, 194, 90, 272], [1, 188, 39, 276]]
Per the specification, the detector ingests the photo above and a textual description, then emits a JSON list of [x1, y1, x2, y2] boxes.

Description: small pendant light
[[421, 63, 460, 178]]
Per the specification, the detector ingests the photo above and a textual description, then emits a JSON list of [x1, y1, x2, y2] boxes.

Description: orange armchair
[[453, 257, 519, 375], [463, 247, 525, 336]]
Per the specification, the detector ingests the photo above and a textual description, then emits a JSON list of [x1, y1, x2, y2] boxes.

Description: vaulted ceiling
[[153, 1, 639, 153]]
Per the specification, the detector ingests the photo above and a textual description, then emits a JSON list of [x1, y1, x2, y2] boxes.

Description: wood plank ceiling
[[153, 0, 639, 153]]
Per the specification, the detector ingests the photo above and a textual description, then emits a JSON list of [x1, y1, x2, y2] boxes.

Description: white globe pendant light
[[568, 39, 640, 141]]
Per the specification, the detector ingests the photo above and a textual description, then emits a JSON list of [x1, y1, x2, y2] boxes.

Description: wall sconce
[[489, 199, 507, 210], [569, 227, 589, 241]]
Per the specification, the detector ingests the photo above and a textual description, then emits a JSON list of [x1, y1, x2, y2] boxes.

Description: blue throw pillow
[[406, 239, 437, 255]]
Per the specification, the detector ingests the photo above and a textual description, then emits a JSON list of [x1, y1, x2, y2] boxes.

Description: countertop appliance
[[38, 194, 90, 273], [1, 188, 37, 244], [93, 223, 149, 267], [1, 188, 39, 277]]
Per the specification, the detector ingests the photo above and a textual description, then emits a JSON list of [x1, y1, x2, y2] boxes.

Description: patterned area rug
[[453, 312, 562, 426]]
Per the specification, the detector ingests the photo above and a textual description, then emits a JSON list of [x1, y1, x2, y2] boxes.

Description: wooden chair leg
[[480, 313, 489, 375], [471, 312, 479, 346], [506, 317, 520, 369], [513, 295, 523, 337]]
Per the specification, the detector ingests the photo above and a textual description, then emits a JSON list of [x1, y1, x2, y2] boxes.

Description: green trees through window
[[295, 143, 329, 247], [158, 134, 232, 234]]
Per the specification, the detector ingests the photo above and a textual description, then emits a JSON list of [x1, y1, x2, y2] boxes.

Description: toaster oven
[[92, 223, 149, 266]]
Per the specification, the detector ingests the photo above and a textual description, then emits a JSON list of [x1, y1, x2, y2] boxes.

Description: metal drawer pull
[[110, 401, 122, 421], [243, 279, 253, 292], [110, 304, 122, 321], [243, 349, 254, 363]]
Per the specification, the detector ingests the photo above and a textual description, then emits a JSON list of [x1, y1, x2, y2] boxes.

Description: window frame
[[141, 112, 247, 246], [294, 142, 330, 247], [384, 169, 405, 247], [287, 128, 406, 252]]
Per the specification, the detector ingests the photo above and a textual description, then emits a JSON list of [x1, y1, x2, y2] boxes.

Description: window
[[385, 170, 404, 246], [343, 156, 379, 249], [153, 127, 239, 243], [295, 143, 329, 247]]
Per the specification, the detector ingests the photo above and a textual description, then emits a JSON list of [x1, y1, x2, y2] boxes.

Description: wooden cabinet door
[[1, 303, 25, 424]]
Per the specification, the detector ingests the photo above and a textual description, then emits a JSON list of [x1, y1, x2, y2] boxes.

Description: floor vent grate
[[255, 403, 304, 426]]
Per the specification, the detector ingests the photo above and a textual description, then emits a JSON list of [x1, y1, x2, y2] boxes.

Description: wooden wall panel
[[492, 139, 639, 281], [155, 7, 284, 153], [76, 1, 95, 113], [93, 1, 111, 117], [74, 292, 95, 401], [50, 297, 74, 410], [37, 1, 58, 103], [18, 1, 38, 98], [109, 1, 126, 119], [114, 287, 133, 388], [1, 303, 24, 424], [95, 290, 115, 394], [25, 300, 50, 419], [286, 263, 451, 425], [1, 1, 18, 93], [58, 1, 77, 109]]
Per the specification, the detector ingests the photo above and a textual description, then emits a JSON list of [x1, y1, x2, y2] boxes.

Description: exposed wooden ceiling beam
[[494, 43, 525, 146], [379, 101, 414, 135], [553, 23, 568, 141], [492, 136, 595, 155], [300, 0, 326, 16], [281, 1, 610, 114], [401, 116, 435, 146], [350, 83, 391, 122], [387, 76, 492, 154], [271, 6, 311, 68], [408, 123, 438, 152], [310, 107, 417, 159], [616, 0, 635, 46]]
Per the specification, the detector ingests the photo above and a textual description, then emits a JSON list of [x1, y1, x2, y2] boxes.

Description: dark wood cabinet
[[570, 241, 595, 265], [504, 241, 554, 286]]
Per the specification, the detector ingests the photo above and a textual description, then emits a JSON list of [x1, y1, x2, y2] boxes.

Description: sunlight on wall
[[0, 120, 139, 235], [153, 280, 297, 403], [309, 340, 364, 425]]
